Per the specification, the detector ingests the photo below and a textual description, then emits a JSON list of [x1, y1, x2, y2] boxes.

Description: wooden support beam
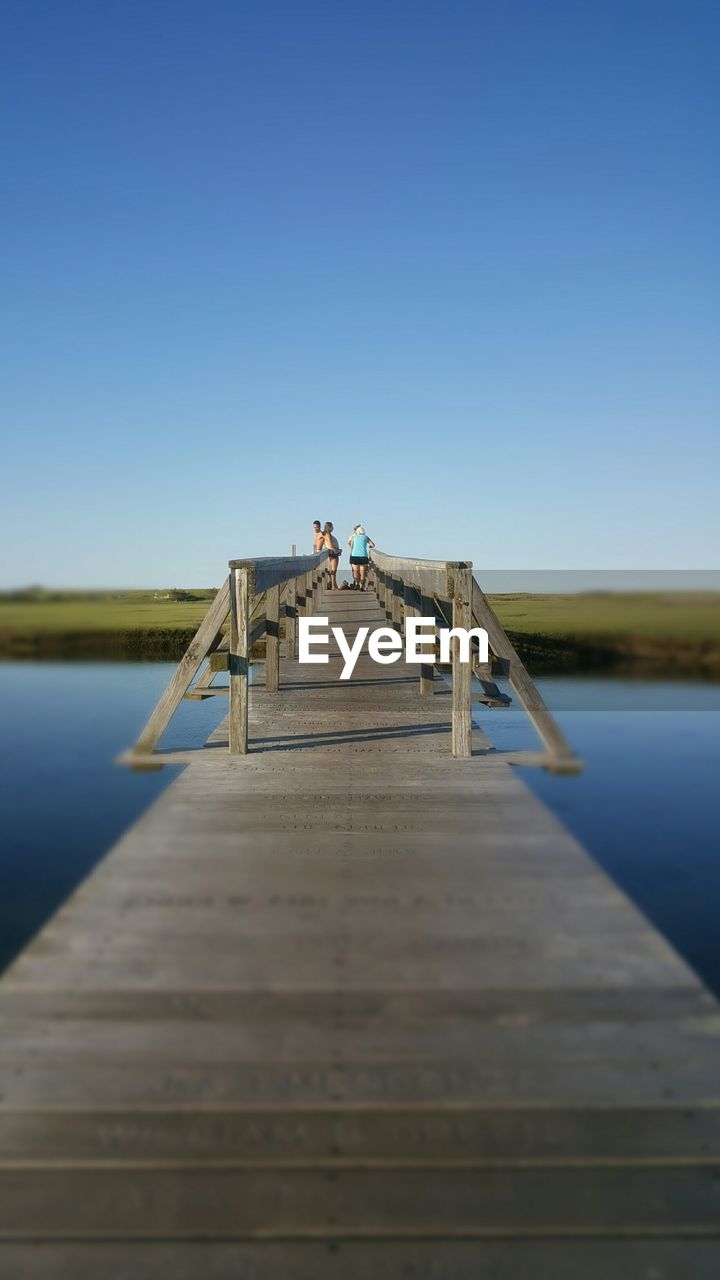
[[391, 575, 403, 632], [382, 571, 391, 618], [403, 580, 422, 693], [451, 566, 473, 758], [402, 579, 417, 635], [265, 584, 280, 693], [285, 576, 297, 659], [133, 578, 231, 755], [420, 590, 436, 696], [471, 579, 576, 762], [229, 567, 251, 755]]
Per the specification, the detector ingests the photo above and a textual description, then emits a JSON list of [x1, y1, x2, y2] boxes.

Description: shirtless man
[[312, 520, 324, 553]]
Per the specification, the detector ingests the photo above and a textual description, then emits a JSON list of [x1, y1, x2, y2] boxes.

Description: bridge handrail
[[229, 551, 329, 594], [370, 557, 579, 769], [371, 550, 471, 597], [132, 552, 329, 757], [130, 547, 581, 773]]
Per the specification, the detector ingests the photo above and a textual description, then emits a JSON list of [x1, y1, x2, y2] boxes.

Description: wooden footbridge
[[1, 551, 719, 1277]]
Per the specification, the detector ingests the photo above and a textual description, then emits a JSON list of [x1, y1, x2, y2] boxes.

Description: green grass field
[[489, 592, 720, 645], [0, 590, 215, 635], [0, 588, 718, 665]]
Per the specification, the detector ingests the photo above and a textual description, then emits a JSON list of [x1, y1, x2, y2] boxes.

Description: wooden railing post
[[229, 567, 251, 755], [451, 566, 473, 758], [304, 569, 313, 617], [420, 591, 436, 696], [471, 578, 575, 763], [403, 579, 416, 638], [285, 576, 297, 659], [392, 575, 403, 632], [265, 583, 280, 693], [133, 577, 231, 754]]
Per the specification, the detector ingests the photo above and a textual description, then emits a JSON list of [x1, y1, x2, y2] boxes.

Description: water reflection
[[1, 663, 719, 996]]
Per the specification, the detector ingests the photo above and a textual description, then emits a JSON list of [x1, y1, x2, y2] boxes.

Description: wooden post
[[451, 566, 473, 758], [403, 579, 416, 637], [304, 570, 313, 617], [133, 578, 231, 754], [229, 567, 251, 755], [471, 578, 575, 761], [285, 576, 297, 659], [391, 575, 403, 633], [420, 590, 436, 696], [265, 583, 280, 693]]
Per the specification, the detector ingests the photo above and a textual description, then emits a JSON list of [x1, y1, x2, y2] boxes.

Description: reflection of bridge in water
[[1, 551, 719, 1274]]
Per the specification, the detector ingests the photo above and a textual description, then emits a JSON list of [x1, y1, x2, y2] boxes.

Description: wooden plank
[[132, 578, 231, 754], [402, 579, 418, 633], [391, 576, 403, 630], [285, 577, 297, 660], [229, 553, 328, 594], [1, 1241, 720, 1280], [228, 567, 250, 755], [265, 585, 280, 693], [452, 566, 473, 758], [3, 1100, 720, 1162], [420, 591, 436, 695], [372, 550, 451, 596], [2, 1164, 720, 1237], [3, 581, 719, 1266]]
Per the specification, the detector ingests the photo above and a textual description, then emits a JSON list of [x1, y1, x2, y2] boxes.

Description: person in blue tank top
[[347, 524, 375, 591]]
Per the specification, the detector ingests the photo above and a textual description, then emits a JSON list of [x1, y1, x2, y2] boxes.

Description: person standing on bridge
[[322, 521, 341, 590], [312, 519, 324, 553], [347, 524, 375, 590]]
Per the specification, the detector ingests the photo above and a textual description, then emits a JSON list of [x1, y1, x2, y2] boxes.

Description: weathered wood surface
[[228, 566, 250, 755], [228, 551, 328, 594], [1, 586, 719, 1274], [133, 577, 231, 753], [371, 549, 460, 596], [451, 565, 473, 757], [472, 578, 575, 760]]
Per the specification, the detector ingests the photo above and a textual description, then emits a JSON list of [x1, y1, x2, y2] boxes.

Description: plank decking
[[1, 587, 719, 1276]]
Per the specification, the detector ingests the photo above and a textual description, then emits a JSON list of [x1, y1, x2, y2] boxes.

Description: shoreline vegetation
[[1, 587, 718, 677]]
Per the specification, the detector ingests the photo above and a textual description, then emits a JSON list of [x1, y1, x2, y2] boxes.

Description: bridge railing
[[129, 547, 580, 772], [370, 550, 579, 771], [132, 551, 328, 758]]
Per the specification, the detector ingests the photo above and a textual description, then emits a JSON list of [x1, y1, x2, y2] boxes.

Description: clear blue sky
[[2, 0, 718, 586]]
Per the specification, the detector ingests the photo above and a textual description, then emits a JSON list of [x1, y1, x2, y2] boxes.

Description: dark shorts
[[327, 554, 339, 564], [350, 555, 369, 566]]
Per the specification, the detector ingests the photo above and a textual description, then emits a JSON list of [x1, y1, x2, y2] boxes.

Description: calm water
[[1, 663, 719, 994]]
